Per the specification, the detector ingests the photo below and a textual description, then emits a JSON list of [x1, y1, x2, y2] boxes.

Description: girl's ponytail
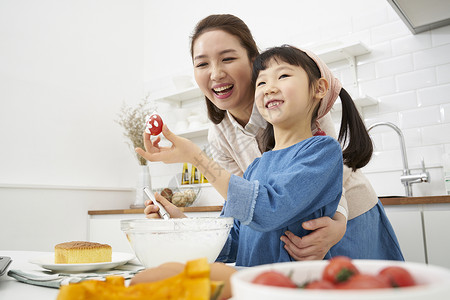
[[338, 88, 373, 171]]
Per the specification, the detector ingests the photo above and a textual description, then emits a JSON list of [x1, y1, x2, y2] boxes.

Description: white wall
[[0, 0, 145, 250], [0, 0, 145, 189], [1, 0, 449, 250]]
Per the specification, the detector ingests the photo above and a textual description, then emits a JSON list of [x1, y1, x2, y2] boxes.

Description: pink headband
[[301, 48, 342, 135]]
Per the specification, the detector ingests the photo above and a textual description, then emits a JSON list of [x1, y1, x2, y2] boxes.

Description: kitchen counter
[[0, 251, 142, 300], [88, 205, 223, 215], [379, 195, 450, 206], [0, 251, 63, 299], [88, 196, 450, 215]]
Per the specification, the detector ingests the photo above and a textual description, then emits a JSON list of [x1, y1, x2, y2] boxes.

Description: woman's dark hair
[[190, 14, 259, 124], [252, 45, 373, 171]]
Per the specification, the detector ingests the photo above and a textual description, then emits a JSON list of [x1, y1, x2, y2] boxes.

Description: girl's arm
[[223, 137, 343, 232], [135, 125, 231, 199]]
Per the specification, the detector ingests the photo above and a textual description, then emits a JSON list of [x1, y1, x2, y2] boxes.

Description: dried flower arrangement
[[116, 97, 155, 165]]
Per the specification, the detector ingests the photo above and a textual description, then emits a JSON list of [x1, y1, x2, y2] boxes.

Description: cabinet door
[[384, 210, 426, 263], [423, 210, 450, 269], [89, 219, 134, 253]]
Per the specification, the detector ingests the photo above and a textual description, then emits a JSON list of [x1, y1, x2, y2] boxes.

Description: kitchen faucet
[[367, 122, 429, 197]]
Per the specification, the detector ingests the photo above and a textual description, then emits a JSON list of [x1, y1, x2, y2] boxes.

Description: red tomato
[[322, 256, 359, 284], [252, 271, 297, 288], [337, 274, 391, 289], [304, 280, 335, 289], [146, 113, 163, 136], [379, 266, 416, 287]]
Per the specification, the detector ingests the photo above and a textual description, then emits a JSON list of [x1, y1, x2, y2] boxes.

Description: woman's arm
[[279, 173, 348, 260], [143, 192, 187, 219], [281, 212, 346, 260], [208, 128, 245, 177], [135, 125, 231, 199]]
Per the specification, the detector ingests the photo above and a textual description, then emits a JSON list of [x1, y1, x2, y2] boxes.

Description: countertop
[[88, 196, 450, 215], [0, 251, 141, 300], [0, 251, 66, 299], [88, 205, 223, 215]]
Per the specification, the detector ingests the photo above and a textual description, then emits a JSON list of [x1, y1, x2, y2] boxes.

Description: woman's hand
[[144, 192, 187, 219], [135, 124, 202, 165], [280, 213, 346, 260]]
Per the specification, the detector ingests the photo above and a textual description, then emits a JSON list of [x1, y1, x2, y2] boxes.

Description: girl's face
[[192, 30, 254, 113], [254, 58, 318, 129]]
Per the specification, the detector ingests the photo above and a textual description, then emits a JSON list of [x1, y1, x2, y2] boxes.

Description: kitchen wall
[[144, 0, 450, 197], [0, 0, 144, 250], [1, 0, 449, 251]]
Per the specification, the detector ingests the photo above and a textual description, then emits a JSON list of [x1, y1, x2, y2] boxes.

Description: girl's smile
[[265, 99, 284, 109]]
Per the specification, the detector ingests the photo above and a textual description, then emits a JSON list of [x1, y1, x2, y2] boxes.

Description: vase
[[130, 164, 151, 209]]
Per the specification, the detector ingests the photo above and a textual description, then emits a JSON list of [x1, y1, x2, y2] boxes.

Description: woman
[[162, 14, 399, 260]]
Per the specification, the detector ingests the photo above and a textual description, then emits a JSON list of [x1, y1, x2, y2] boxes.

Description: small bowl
[[231, 259, 450, 300], [155, 186, 201, 207], [121, 217, 233, 268]]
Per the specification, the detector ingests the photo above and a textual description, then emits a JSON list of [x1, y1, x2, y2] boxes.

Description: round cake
[[55, 241, 112, 264]]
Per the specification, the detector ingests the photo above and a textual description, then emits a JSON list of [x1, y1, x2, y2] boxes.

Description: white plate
[[29, 252, 135, 273]]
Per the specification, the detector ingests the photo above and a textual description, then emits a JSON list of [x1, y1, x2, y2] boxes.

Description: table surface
[[0, 250, 141, 300], [0, 251, 60, 299]]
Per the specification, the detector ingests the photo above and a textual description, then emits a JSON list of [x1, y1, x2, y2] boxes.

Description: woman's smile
[[212, 83, 234, 99]]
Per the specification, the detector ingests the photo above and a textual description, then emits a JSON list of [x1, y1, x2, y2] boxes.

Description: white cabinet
[[385, 203, 450, 268], [423, 210, 450, 269], [384, 208, 426, 263], [89, 217, 134, 254]]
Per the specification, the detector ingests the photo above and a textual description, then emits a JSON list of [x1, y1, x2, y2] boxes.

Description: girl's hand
[[280, 214, 346, 260], [144, 192, 187, 219], [135, 125, 201, 164]]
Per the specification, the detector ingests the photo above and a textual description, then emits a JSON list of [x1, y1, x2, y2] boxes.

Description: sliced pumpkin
[[210, 281, 225, 300], [56, 258, 224, 300]]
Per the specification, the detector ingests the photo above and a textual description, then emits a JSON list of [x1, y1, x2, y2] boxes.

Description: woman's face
[[192, 30, 254, 113]]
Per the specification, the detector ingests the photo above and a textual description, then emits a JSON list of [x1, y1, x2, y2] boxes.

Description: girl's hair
[[252, 45, 373, 171], [190, 14, 259, 124]]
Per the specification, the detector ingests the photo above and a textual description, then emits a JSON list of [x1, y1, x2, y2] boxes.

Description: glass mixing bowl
[[121, 217, 233, 268]]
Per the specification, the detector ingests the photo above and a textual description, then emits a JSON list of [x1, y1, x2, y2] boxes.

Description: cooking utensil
[[143, 186, 170, 220]]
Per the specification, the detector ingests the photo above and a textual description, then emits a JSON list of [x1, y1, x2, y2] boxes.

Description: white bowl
[[121, 217, 233, 268], [231, 259, 450, 300]]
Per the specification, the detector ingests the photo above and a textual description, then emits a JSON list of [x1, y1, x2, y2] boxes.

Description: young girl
[[136, 45, 403, 266]]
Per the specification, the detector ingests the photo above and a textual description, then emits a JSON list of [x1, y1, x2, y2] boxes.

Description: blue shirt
[[217, 135, 343, 267]]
